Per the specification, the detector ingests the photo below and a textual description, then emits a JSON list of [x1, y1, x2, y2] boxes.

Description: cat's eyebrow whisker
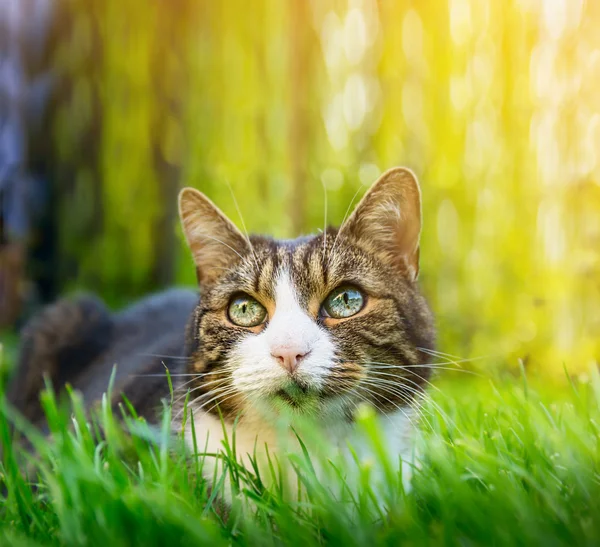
[[224, 178, 261, 273], [320, 175, 328, 255], [326, 183, 366, 268]]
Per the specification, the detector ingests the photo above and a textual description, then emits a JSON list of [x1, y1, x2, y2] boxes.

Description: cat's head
[[178, 168, 435, 422]]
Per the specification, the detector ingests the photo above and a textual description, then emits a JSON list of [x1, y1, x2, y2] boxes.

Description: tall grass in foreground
[[0, 365, 599, 546]]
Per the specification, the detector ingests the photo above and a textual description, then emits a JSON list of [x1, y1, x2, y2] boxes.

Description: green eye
[[322, 286, 365, 319], [228, 294, 267, 327]]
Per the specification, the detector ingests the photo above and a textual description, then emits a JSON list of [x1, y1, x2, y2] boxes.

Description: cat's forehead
[[210, 232, 393, 306]]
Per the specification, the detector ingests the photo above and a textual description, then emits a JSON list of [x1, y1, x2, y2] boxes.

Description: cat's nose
[[271, 347, 309, 375]]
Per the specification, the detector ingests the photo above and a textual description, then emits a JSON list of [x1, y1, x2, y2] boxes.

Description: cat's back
[[9, 288, 198, 425], [74, 288, 198, 409]]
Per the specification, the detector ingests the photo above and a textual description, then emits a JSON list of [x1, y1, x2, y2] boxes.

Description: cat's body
[[9, 288, 197, 428], [8, 167, 435, 499]]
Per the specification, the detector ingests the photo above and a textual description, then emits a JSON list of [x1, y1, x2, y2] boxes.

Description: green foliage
[[1, 365, 599, 546]]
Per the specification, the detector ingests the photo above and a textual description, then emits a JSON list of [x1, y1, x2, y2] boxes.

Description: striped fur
[[176, 168, 436, 488]]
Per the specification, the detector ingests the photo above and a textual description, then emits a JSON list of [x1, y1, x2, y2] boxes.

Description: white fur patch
[[182, 405, 418, 505], [181, 270, 418, 505], [230, 271, 336, 398]]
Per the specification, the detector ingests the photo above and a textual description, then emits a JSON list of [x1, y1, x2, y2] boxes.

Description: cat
[[7, 167, 435, 501]]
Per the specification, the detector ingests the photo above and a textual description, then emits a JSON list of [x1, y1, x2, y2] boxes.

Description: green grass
[[1, 359, 599, 546]]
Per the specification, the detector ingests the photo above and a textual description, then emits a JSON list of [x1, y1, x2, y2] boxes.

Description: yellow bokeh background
[[47, 0, 600, 378]]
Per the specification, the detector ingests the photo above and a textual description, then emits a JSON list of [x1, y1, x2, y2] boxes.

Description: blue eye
[[228, 294, 267, 327], [322, 286, 365, 319]]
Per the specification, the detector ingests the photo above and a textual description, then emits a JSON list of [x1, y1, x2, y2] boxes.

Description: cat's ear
[[178, 188, 250, 286], [339, 167, 422, 281]]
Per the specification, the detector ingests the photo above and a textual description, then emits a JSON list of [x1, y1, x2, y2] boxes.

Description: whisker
[[383, 375, 461, 429], [387, 390, 435, 431], [171, 377, 231, 407], [348, 389, 400, 429], [174, 375, 228, 391], [364, 355, 483, 367], [175, 374, 235, 404], [195, 232, 247, 263], [416, 347, 466, 360], [417, 347, 494, 366], [389, 377, 460, 430], [129, 372, 219, 401], [358, 379, 430, 424], [135, 353, 191, 360], [173, 372, 226, 392], [131, 373, 210, 378], [171, 378, 201, 398], [357, 384, 423, 430], [361, 355, 485, 372], [349, 389, 382, 414], [327, 183, 366, 268], [224, 178, 261, 273], [189, 387, 241, 416], [366, 368, 443, 395], [367, 364, 483, 377], [173, 384, 238, 421], [202, 391, 249, 418], [320, 175, 328, 255]]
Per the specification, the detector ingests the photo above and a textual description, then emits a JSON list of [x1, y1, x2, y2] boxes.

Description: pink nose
[[271, 347, 309, 374]]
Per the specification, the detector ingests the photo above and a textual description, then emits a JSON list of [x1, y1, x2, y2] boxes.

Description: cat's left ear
[[178, 187, 251, 287], [339, 167, 422, 281]]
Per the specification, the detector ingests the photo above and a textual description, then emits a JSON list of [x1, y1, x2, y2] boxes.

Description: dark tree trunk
[[149, 0, 191, 288]]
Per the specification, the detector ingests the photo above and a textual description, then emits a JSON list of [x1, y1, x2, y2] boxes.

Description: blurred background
[[0, 0, 599, 379]]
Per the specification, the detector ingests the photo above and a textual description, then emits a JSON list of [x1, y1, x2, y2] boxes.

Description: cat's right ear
[[178, 188, 250, 287]]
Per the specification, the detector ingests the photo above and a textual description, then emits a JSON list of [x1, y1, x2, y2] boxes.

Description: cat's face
[[179, 168, 435, 422]]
